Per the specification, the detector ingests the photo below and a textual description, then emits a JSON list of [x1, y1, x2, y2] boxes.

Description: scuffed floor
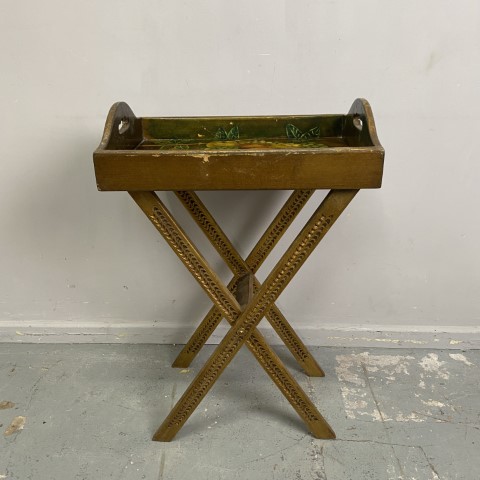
[[0, 344, 479, 479]]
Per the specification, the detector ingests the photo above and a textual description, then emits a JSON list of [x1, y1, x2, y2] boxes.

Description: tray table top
[[93, 98, 384, 191]]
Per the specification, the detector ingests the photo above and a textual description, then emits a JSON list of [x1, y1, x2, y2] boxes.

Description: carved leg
[[130, 189, 357, 441], [172, 190, 324, 376]]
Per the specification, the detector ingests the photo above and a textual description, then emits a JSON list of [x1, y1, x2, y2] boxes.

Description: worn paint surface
[[449, 353, 474, 366], [335, 351, 473, 424], [4, 416, 26, 436], [0, 344, 479, 480]]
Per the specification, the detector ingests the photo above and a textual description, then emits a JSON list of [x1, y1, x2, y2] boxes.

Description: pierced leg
[[130, 191, 356, 441], [173, 190, 324, 376], [152, 190, 357, 441], [130, 190, 357, 441]]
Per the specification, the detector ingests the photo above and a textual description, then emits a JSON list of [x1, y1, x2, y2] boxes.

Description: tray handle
[[97, 102, 143, 150], [343, 98, 382, 148]]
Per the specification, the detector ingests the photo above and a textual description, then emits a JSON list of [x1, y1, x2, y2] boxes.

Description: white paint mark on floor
[[336, 352, 415, 421], [419, 353, 450, 380], [336, 352, 459, 423], [340, 386, 368, 418], [328, 335, 428, 345], [395, 412, 425, 422], [421, 399, 445, 408], [449, 353, 474, 366], [4, 416, 26, 436]]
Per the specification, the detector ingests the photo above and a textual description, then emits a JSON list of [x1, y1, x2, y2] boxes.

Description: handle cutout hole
[[118, 118, 130, 134], [353, 116, 363, 131]]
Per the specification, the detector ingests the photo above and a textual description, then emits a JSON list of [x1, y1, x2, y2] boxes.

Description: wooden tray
[[93, 99, 384, 191]]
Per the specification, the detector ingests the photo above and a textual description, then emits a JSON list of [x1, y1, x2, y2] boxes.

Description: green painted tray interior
[[136, 115, 348, 151]]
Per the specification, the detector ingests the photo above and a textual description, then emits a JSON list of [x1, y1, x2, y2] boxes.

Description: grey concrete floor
[[0, 344, 479, 480]]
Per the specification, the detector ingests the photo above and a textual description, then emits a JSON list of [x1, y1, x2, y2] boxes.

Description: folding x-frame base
[[129, 188, 358, 442]]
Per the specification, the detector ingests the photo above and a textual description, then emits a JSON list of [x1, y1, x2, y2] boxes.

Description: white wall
[[1, 1, 480, 347]]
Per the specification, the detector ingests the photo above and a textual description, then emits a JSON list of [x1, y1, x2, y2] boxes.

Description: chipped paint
[[336, 352, 459, 423], [336, 358, 365, 387], [3, 322, 480, 348], [449, 353, 474, 366], [4, 416, 26, 436], [419, 353, 450, 380], [0, 401, 15, 410], [421, 399, 445, 408], [340, 386, 368, 418], [395, 412, 424, 422], [336, 352, 415, 421], [328, 336, 427, 345]]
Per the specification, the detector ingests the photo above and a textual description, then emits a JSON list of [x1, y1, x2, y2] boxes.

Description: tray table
[[93, 98, 384, 441]]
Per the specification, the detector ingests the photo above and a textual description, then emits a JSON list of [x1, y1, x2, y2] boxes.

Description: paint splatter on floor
[[4, 416, 26, 436], [419, 353, 449, 380], [449, 353, 474, 366], [335, 351, 468, 423]]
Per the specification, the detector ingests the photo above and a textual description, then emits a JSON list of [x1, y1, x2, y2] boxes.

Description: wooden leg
[[172, 190, 324, 376], [130, 189, 357, 441]]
